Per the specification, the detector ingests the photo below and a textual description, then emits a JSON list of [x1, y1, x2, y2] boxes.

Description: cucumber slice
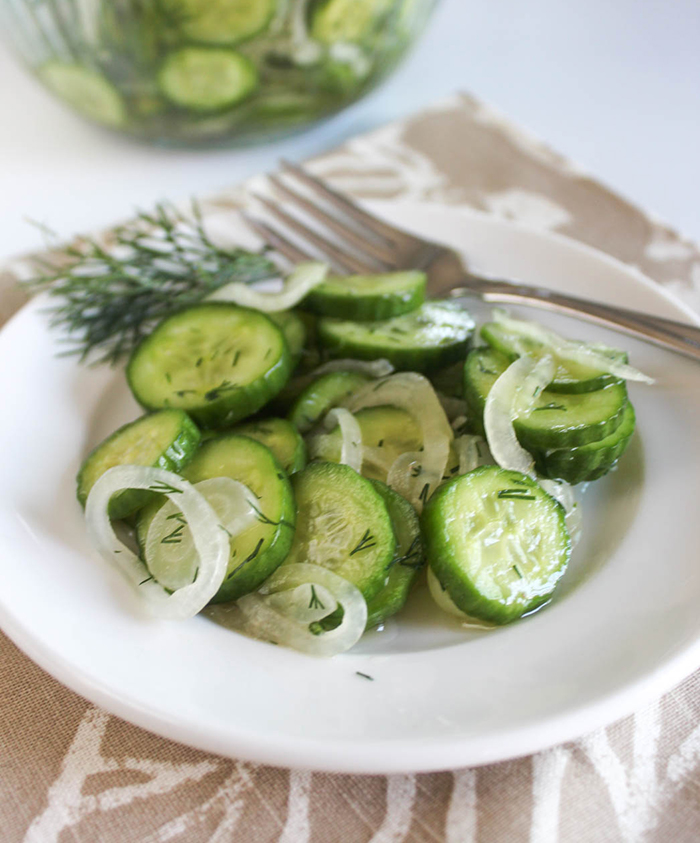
[[284, 462, 395, 601], [310, 0, 395, 44], [365, 480, 424, 628], [288, 370, 370, 433], [138, 434, 295, 602], [431, 361, 465, 399], [464, 347, 629, 450], [534, 400, 636, 484], [303, 271, 426, 321], [76, 409, 200, 520], [126, 303, 292, 429], [422, 466, 571, 624], [318, 301, 475, 372], [268, 310, 306, 364], [234, 417, 307, 474], [307, 405, 421, 482], [157, 48, 258, 112], [140, 476, 254, 591], [41, 62, 127, 127], [160, 0, 275, 45], [480, 322, 626, 394]]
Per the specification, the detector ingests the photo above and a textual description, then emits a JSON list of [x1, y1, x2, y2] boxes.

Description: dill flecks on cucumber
[[72, 253, 650, 654]]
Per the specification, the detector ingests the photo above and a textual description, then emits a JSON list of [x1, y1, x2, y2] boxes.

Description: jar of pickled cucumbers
[[2, 0, 438, 145]]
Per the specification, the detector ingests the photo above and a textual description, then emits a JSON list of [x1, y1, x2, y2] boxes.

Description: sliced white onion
[[144, 477, 258, 591], [484, 354, 555, 476], [492, 309, 654, 383], [538, 477, 583, 548], [454, 435, 481, 474], [324, 408, 363, 473], [437, 392, 468, 422], [310, 358, 394, 378], [427, 569, 495, 628], [84, 466, 230, 620], [344, 373, 453, 511], [207, 262, 328, 311], [235, 563, 367, 656]]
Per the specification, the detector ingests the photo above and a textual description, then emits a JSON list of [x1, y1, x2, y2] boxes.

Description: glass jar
[[2, 0, 438, 146]]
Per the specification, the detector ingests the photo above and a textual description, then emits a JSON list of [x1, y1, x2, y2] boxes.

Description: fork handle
[[453, 275, 700, 362]]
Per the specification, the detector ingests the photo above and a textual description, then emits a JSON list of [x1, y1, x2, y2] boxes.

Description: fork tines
[[244, 159, 422, 275]]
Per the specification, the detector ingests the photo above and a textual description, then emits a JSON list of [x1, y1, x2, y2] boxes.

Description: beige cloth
[[1, 93, 700, 843]]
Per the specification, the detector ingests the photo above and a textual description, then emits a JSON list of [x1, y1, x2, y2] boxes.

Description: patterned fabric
[[1, 93, 699, 843]]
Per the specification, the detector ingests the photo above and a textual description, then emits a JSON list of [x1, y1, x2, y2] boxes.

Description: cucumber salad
[[6, 0, 436, 145], [77, 261, 652, 655]]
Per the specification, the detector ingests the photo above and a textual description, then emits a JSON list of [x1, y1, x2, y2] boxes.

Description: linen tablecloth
[[2, 93, 700, 843]]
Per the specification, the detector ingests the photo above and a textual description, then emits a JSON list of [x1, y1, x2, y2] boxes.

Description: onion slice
[[427, 569, 494, 628], [484, 354, 555, 475], [85, 466, 233, 620], [344, 373, 452, 511], [310, 358, 394, 378], [144, 477, 257, 591], [207, 262, 328, 311], [235, 564, 367, 656], [492, 309, 654, 384], [539, 477, 582, 548], [454, 435, 481, 474], [324, 408, 363, 473]]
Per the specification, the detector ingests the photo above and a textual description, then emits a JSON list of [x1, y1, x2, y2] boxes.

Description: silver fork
[[243, 159, 700, 362]]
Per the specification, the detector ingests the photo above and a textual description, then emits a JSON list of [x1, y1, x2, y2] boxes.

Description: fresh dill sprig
[[24, 201, 276, 365]]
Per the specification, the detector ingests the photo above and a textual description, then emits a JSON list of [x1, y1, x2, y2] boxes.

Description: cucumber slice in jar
[[533, 400, 636, 484], [302, 271, 426, 321], [40, 63, 127, 127], [365, 480, 424, 628], [137, 434, 296, 602], [234, 417, 307, 474], [288, 370, 370, 433], [159, 0, 276, 45], [126, 303, 292, 429], [318, 301, 475, 372], [480, 321, 626, 394], [157, 48, 258, 112], [76, 409, 201, 520], [307, 405, 421, 482], [284, 462, 395, 601], [422, 466, 571, 625], [310, 0, 396, 44], [464, 347, 629, 450]]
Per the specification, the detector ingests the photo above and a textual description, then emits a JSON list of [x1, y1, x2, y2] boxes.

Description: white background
[[1, 0, 699, 260]]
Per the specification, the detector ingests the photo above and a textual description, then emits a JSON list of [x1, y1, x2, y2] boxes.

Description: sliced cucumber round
[[288, 370, 370, 433], [41, 62, 127, 127], [138, 434, 295, 603], [284, 462, 395, 601], [480, 321, 626, 394], [126, 303, 292, 429], [307, 405, 421, 483], [365, 480, 424, 628], [160, 0, 275, 45], [422, 465, 571, 624], [268, 310, 307, 364], [318, 301, 475, 372], [464, 346, 629, 450], [303, 271, 426, 321], [310, 0, 395, 44], [534, 400, 636, 484], [234, 417, 307, 474], [76, 409, 200, 520], [157, 48, 258, 112]]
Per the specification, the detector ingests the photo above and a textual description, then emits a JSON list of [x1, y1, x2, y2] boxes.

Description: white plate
[[1, 202, 699, 775]]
